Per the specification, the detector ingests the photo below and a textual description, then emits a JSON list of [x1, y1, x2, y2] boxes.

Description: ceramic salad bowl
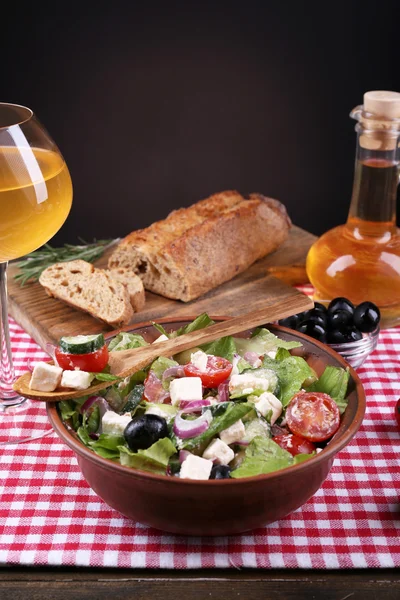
[[47, 317, 366, 536]]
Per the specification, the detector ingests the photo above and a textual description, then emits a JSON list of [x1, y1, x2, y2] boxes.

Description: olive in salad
[[57, 314, 350, 480]]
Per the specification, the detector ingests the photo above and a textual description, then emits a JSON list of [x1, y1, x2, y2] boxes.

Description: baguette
[[39, 260, 145, 327], [108, 190, 291, 302]]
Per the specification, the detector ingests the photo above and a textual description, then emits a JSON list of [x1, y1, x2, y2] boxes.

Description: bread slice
[[39, 260, 139, 327], [106, 267, 145, 312], [108, 190, 291, 302]]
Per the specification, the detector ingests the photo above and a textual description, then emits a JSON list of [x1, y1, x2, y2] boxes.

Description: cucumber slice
[[59, 334, 105, 355]]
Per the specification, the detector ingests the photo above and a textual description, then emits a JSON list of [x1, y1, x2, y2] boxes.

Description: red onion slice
[[271, 423, 289, 437], [45, 342, 57, 362], [80, 396, 111, 420], [180, 399, 211, 413], [162, 365, 185, 380], [217, 382, 229, 403], [244, 351, 262, 367], [179, 450, 193, 463], [173, 410, 212, 439]]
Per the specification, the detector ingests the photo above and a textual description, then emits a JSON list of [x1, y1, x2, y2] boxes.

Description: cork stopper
[[364, 90, 400, 119]]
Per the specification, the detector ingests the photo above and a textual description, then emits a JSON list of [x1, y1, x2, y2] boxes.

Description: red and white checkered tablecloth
[[1, 306, 400, 569]]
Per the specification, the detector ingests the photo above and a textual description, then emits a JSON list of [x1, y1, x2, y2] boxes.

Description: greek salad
[[54, 314, 350, 480]]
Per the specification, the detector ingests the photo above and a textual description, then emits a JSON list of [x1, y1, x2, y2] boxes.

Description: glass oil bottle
[[306, 91, 400, 328]]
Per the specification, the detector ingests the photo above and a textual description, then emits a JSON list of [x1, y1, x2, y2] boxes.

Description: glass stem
[[0, 262, 19, 405]]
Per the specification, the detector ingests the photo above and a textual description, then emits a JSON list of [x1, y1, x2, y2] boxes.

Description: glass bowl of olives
[[279, 297, 380, 369]]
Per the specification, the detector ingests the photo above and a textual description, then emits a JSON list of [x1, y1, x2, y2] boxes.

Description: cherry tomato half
[[273, 433, 316, 456], [395, 399, 400, 428], [286, 391, 340, 442], [55, 344, 109, 372], [183, 355, 232, 388]]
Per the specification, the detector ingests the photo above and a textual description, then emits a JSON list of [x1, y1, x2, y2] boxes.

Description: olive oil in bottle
[[306, 91, 400, 328]]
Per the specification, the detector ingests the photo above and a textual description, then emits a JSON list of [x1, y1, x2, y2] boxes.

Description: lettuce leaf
[[150, 356, 178, 382], [143, 401, 178, 417], [90, 433, 126, 459], [306, 366, 350, 414], [175, 313, 215, 336], [230, 436, 294, 478], [200, 336, 236, 362], [234, 328, 302, 357], [118, 437, 177, 473], [261, 354, 315, 407], [59, 399, 77, 421], [293, 453, 315, 465], [76, 427, 126, 460], [237, 357, 252, 373], [181, 401, 254, 452], [151, 322, 169, 337], [108, 332, 148, 352]]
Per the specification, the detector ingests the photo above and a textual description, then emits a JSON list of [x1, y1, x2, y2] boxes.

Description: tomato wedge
[[273, 433, 316, 456], [55, 344, 109, 372], [285, 391, 340, 442], [183, 355, 232, 388]]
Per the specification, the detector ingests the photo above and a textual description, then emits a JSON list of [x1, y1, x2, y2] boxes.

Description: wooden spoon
[[13, 294, 313, 402]]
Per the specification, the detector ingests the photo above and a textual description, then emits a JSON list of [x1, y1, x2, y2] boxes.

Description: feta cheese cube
[[229, 373, 271, 397], [169, 376, 202, 406], [252, 391, 282, 424], [153, 334, 169, 343], [102, 410, 132, 436], [190, 350, 208, 372], [60, 370, 94, 390], [145, 405, 173, 421], [219, 419, 246, 445], [180, 454, 213, 480], [266, 350, 277, 359], [29, 362, 63, 392], [203, 438, 234, 465]]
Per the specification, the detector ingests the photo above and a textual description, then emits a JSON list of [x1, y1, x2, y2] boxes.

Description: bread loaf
[[109, 190, 291, 302], [39, 260, 145, 327]]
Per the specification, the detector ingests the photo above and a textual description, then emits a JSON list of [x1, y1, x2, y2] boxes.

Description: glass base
[[0, 396, 54, 445]]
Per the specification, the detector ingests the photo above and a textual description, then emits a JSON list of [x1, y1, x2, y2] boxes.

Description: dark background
[[2, 0, 400, 244]]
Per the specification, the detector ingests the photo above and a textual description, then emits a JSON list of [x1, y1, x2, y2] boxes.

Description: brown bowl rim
[[47, 316, 366, 487]]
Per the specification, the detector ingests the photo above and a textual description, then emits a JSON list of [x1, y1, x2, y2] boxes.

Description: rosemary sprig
[[14, 239, 119, 286]]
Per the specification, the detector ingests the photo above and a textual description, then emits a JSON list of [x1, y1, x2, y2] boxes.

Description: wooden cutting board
[[7, 226, 316, 350]]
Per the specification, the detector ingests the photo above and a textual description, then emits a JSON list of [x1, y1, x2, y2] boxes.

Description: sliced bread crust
[[39, 260, 135, 327], [106, 267, 145, 312]]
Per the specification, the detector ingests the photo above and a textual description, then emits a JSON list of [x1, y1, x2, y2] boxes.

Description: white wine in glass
[[0, 102, 73, 444]]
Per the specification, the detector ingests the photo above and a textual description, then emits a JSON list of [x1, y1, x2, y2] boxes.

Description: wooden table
[[1, 566, 399, 598]]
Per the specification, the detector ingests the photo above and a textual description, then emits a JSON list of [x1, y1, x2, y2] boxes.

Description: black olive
[[328, 309, 352, 329], [346, 327, 363, 342], [313, 302, 328, 315], [327, 297, 354, 316], [297, 320, 327, 343], [210, 465, 231, 479], [327, 326, 362, 344], [353, 301, 380, 333], [296, 309, 311, 323], [124, 414, 168, 451], [278, 314, 300, 329], [307, 310, 328, 327]]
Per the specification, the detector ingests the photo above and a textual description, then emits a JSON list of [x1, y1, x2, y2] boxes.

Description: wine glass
[[0, 102, 72, 444]]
